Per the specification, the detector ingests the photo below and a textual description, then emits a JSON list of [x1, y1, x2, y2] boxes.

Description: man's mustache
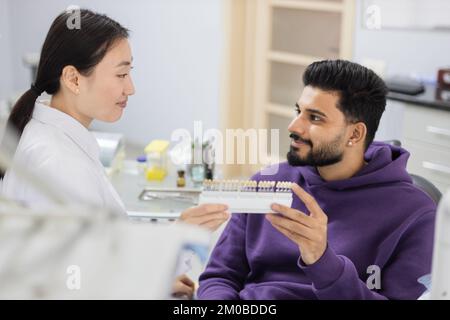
[[289, 133, 312, 147]]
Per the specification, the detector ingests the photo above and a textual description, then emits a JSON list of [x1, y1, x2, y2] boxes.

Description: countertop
[[387, 84, 450, 112], [110, 161, 202, 220]]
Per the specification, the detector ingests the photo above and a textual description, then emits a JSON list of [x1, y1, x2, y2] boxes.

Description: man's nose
[[288, 115, 307, 136]]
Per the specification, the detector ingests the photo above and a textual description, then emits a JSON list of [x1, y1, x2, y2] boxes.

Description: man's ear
[[61, 65, 80, 95], [348, 122, 367, 146]]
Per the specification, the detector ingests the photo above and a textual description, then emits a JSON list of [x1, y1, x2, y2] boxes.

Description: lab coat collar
[[32, 101, 100, 164]]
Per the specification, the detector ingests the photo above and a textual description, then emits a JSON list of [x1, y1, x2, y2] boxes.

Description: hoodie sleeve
[[197, 213, 250, 300], [298, 210, 435, 300]]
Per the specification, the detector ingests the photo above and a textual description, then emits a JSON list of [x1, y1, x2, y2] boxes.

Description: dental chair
[[382, 140, 442, 204]]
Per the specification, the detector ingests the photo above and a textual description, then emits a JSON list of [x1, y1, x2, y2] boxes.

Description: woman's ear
[[61, 65, 80, 95], [347, 122, 367, 147]]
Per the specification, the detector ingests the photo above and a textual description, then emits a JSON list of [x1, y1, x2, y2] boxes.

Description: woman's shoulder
[[17, 118, 79, 159], [21, 117, 67, 144], [11, 121, 104, 204], [14, 121, 96, 185]]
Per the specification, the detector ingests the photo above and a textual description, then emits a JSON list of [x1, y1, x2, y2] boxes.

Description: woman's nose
[[125, 76, 135, 96]]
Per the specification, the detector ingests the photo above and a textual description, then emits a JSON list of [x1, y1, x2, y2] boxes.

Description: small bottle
[[203, 143, 215, 180], [191, 164, 205, 185], [177, 170, 186, 187], [136, 155, 147, 176], [190, 138, 205, 185]]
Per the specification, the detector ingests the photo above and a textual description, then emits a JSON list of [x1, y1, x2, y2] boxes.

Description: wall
[[0, 0, 13, 111], [353, 0, 450, 79], [3, 0, 223, 147], [352, 1, 450, 142]]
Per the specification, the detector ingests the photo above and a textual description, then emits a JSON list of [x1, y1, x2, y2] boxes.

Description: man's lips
[[289, 133, 310, 148], [291, 140, 307, 148]]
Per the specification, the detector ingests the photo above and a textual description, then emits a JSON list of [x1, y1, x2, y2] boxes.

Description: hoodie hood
[[300, 141, 413, 190]]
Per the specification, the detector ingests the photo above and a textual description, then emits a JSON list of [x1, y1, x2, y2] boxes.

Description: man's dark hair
[[303, 59, 388, 150]]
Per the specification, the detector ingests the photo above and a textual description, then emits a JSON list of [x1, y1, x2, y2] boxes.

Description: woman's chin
[[98, 111, 123, 123]]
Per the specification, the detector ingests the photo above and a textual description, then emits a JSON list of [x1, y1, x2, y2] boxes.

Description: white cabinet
[[402, 104, 450, 194], [379, 101, 450, 193]]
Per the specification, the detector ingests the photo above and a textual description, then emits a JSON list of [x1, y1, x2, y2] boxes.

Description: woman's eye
[[117, 74, 128, 79], [295, 107, 301, 115]]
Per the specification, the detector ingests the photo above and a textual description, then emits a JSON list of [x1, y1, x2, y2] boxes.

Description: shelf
[[271, 0, 344, 13], [266, 103, 295, 118], [270, 62, 306, 106], [268, 51, 324, 66]]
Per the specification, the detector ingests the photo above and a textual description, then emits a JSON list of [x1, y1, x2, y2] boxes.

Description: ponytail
[[8, 84, 44, 137], [0, 85, 43, 178]]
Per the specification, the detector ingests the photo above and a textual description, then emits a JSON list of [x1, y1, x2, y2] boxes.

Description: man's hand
[[266, 183, 328, 265], [180, 204, 230, 232], [172, 274, 196, 299]]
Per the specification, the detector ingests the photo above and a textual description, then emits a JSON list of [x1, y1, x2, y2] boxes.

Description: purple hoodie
[[198, 142, 436, 300]]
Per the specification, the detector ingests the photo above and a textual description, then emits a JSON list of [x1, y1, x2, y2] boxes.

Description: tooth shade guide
[[201, 180, 291, 193], [199, 180, 293, 214]]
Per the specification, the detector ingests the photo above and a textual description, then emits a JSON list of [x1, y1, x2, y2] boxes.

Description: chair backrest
[[382, 140, 442, 204], [382, 139, 402, 147], [410, 174, 442, 204]]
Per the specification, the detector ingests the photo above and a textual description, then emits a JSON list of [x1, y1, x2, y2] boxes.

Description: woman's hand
[[172, 274, 196, 299], [180, 203, 230, 231]]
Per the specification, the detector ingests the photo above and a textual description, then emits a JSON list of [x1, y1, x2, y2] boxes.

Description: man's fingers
[[269, 219, 310, 244], [266, 215, 315, 241], [270, 203, 315, 228], [291, 183, 327, 221]]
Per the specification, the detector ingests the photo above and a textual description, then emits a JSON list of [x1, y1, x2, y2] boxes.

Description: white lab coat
[[1, 101, 126, 215]]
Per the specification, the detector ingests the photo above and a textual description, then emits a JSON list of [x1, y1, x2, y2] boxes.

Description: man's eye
[[118, 74, 128, 79], [310, 115, 322, 122]]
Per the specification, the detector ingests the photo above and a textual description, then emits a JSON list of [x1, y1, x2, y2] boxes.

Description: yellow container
[[144, 140, 169, 181], [146, 167, 167, 181]]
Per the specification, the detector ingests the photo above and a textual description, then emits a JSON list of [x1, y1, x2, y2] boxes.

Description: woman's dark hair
[[1, 9, 128, 178], [303, 59, 388, 150]]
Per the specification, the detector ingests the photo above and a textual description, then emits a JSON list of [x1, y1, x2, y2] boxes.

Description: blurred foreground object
[[0, 203, 210, 299]]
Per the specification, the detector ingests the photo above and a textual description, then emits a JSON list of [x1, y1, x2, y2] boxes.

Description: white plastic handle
[[426, 126, 450, 138], [423, 161, 450, 175]]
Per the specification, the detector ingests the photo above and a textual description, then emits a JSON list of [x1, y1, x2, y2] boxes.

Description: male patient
[[198, 60, 436, 300]]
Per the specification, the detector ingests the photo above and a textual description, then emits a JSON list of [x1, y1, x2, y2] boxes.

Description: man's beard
[[287, 132, 345, 167]]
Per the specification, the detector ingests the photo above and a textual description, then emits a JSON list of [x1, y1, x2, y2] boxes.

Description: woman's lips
[[117, 101, 127, 108]]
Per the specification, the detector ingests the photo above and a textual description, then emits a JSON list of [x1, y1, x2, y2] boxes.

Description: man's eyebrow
[[306, 108, 328, 118], [295, 103, 328, 118]]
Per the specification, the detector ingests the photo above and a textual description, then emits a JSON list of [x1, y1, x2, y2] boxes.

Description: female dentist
[[0, 9, 229, 298]]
